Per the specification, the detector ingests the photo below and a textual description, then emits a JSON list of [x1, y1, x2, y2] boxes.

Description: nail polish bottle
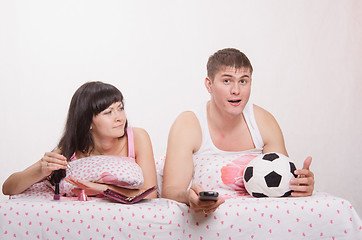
[[78, 189, 88, 201], [53, 183, 60, 200]]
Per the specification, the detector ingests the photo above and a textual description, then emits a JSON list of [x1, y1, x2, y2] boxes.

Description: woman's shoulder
[[129, 127, 151, 142], [130, 127, 148, 135]]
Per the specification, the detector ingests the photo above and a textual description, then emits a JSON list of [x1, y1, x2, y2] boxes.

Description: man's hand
[[188, 184, 225, 214], [289, 156, 314, 197]]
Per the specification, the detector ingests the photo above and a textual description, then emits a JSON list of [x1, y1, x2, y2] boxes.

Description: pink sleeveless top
[[126, 127, 135, 158]]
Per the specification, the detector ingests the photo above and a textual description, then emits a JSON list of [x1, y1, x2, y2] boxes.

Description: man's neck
[[207, 100, 244, 132]]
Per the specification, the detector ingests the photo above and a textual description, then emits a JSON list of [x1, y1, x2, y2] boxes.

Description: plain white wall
[[1, 1, 361, 217]]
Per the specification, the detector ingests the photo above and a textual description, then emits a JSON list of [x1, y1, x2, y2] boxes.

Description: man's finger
[[302, 156, 312, 170], [190, 183, 204, 194]]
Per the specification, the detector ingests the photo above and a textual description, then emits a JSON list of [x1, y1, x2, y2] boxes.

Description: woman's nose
[[115, 111, 125, 121]]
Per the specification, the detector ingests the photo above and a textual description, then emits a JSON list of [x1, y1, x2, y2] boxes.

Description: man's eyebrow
[[220, 74, 250, 78], [220, 74, 233, 78]]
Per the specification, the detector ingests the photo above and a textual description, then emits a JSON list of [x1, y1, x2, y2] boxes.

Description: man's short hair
[[207, 48, 253, 80]]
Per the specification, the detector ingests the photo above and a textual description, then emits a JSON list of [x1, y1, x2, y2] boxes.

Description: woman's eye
[[104, 111, 112, 115]]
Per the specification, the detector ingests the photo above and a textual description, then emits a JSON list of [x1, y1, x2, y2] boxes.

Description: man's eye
[[224, 79, 230, 83]]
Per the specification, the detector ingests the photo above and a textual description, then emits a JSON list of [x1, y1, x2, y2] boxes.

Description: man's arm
[[254, 104, 314, 196], [162, 111, 225, 212], [162, 111, 200, 204], [254, 104, 288, 156]]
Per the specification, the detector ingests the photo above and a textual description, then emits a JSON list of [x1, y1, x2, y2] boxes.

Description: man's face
[[205, 66, 252, 116]]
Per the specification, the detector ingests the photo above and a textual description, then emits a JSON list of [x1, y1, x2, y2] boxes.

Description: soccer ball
[[243, 153, 297, 198]]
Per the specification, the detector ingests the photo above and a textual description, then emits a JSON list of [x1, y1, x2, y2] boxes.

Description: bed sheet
[[1, 192, 361, 240], [2, 153, 362, 239]]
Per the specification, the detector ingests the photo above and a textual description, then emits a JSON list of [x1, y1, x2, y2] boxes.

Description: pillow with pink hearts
[[9, 181, 55, 199], [60, 155, 144, 196]]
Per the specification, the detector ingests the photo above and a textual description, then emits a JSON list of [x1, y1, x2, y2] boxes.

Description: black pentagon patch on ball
[[262, 153, 279, 162], [281, 190, 293, 197], [289, 162, 297, 178], [252, 192, 268, 198], [244, 167, 253, 182], [264, 171, 282, 187]]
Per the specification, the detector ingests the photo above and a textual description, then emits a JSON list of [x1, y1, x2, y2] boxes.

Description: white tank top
[[189, 101, 264, 156]]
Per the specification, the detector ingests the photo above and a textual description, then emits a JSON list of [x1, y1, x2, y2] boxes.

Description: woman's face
[[90, 101, 126, 140]]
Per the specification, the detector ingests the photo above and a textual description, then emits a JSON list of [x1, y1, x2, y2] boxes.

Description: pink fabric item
[[220, 154, 258, 194], [127, 127, 135, 158], [192, 153, 260, 199]]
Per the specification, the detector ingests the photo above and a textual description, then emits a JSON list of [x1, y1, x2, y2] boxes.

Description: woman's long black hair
[[48, 81, 127, 185]]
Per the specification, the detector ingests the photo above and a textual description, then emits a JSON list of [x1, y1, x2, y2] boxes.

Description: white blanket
[[1, 153, 362, 239], [1, 192, 361, 239]]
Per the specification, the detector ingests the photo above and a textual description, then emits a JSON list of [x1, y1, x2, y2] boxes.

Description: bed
[[1, 154, 362, 240]]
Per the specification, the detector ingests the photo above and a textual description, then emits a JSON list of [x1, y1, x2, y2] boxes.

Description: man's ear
[[205, 77, 213, 93]]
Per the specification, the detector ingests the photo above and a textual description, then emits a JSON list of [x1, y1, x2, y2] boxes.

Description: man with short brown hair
[[162, 48, 314, 214]]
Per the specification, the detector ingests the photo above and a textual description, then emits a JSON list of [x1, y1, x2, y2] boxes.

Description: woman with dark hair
[[2, 81, 157, 199]]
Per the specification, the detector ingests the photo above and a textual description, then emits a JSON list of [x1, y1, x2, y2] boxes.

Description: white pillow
[[60, 155, 144, 196]]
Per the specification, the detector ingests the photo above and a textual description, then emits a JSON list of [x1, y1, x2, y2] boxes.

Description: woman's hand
[[65, 176, 108, 196], [40, 152, 68, 178], [188, 183, 225, 214], [290, 156, 315, 197]]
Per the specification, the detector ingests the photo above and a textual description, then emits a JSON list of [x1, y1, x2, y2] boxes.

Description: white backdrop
[[1, 1, 361, 217]]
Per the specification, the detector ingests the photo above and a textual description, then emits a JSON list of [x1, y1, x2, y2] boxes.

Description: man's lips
[[228, 99, 241, 103]]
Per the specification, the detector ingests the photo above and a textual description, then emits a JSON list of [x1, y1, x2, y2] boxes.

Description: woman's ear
[[205, 77, 213, 93]]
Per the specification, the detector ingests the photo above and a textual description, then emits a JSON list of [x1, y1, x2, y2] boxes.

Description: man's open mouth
[[228, 99, 241, 103]]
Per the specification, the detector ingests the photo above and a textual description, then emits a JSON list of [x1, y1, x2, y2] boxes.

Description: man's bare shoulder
[[172, 111, 200, 129], [169, 111, 202, 152], [253, 104, 281, 137], [253, 104, 277, 123], [253, 104, 287, 154]]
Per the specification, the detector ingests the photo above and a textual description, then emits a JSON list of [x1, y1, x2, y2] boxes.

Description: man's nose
[[231, 83, 240, 94]]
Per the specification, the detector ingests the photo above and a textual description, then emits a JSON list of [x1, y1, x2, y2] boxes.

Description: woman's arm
[[132, 127, 157, 199], [2, 151, 68, 195]]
